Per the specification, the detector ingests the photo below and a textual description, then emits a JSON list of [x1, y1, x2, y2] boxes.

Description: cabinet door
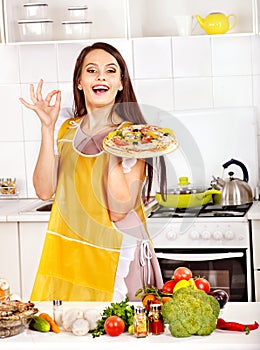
[[0, 223, 20, 296], [251, 221, 260, 268], [19, 222, 47, 301], [254, 271, 260, 301]]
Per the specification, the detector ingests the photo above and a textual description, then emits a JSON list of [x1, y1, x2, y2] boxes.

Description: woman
[[20, 42, 166, 301]]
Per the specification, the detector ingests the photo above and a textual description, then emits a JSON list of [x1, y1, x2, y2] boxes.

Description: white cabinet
[[129, 0, 255, 38], [0, 222, 20, 296], [1, 0, 259, 43], [19, 222, 47, 301], [0, 0, 4, 43], [3, 0, 128, 43], [251, 220, 260, 301]]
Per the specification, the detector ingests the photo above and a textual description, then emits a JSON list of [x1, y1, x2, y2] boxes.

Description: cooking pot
[[211, 158, 253, 206], [155, 177, 221, 209]]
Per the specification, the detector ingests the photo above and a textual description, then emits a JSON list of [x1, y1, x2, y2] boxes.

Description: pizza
[[102, 123, 178, 158]]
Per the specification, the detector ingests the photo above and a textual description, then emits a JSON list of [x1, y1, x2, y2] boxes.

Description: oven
[[146, 202, 253, 302]]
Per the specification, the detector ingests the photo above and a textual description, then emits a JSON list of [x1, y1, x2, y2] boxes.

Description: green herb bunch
[[90, 298, 134, 338]]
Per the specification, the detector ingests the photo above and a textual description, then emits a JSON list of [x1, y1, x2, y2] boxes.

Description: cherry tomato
[[195, 277, 211, 293], [161, 279, 177, 293], [173, 267, 192, 282], [104, 316, 125, 337]]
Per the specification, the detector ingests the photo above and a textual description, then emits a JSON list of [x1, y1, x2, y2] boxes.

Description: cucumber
[[29, 316, 51, 332]]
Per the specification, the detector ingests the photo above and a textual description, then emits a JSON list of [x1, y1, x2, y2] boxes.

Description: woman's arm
[[107, 156, 146, 222], [19, 79, 61, 200]]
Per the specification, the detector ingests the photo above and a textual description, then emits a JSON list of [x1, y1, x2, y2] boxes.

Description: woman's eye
[[87, 68, 96, 73], [107, 69, 116, 73]]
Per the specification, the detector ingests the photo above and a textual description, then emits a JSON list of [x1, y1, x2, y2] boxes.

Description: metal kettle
[[211, 158, 253, 206]]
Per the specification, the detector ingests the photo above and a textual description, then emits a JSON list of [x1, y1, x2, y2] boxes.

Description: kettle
[[211, 158, 253, 206], [195, 12, 236, 35]]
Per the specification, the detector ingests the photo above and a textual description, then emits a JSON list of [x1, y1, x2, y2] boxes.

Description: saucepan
[[155, 177, 221, 209]]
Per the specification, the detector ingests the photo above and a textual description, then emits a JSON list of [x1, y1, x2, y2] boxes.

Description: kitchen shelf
[[3, 0, 128, 43], [0, 0, 259, 44], [128, 0, 255, 38]]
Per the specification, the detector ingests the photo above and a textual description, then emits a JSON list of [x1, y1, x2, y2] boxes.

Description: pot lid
[[167, 177, 207, 194]]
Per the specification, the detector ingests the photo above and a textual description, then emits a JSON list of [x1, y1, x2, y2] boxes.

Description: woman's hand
[[19, 79, 61, 128]]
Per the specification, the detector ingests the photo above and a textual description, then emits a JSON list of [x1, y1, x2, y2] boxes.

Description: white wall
[[0, 35, 259, 198]]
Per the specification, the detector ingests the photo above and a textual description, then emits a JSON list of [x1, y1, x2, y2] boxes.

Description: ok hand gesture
[[19, 79, 61, 128]]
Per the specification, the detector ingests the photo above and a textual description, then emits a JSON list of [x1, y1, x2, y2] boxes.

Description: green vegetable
[[162, 287, 220, 337], [90, 298, 134, 338], [29, 315, 51, 332]]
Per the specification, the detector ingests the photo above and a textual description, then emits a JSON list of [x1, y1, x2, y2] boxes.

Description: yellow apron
[[30, 117, 144, 301]]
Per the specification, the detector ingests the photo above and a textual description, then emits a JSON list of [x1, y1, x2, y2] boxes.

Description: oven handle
[[156, 252, 243, 261]]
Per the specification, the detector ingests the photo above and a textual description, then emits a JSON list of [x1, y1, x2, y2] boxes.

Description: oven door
[[155, 248, 249, 301]]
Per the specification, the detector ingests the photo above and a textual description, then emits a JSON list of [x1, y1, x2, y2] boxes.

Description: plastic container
[[18, 19, 53, 41], [23, 2, 48, 19], [67, 6, 88, 20], [61, 20, 92, 39]]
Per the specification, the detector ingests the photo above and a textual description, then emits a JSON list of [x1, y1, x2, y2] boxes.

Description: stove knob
[[201, 230, 211, 240], [166, 228, 177, 240], [224, 230, 234, 240], [190, 230, 200, 240], [213, 230, 223, 240]]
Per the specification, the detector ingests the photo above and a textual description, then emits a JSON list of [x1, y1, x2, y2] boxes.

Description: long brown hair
[[72, 42, 167, 201]]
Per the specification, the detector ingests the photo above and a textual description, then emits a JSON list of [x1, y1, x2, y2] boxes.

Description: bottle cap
[[135, 305, 145, 314], [150, 303, 161, 311], [53, 299, 62, 306]]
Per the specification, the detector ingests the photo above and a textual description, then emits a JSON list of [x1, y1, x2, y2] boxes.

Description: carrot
[[39, 313, 60, 333]]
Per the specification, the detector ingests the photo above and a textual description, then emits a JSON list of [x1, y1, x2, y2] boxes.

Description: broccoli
[[162, 287, 220, 337]]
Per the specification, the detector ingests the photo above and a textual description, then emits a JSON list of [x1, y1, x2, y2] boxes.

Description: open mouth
[[92, 84, 109, 95]]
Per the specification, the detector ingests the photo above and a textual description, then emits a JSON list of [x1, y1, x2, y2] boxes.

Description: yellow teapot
[[195, 12, 236, 35]]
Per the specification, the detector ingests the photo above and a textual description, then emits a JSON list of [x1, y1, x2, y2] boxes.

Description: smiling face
[[77, 49, 123, 111]]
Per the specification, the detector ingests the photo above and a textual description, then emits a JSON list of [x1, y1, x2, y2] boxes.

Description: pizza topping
[[103, 123, 178, 158]]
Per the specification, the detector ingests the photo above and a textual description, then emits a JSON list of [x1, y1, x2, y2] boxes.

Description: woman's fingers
[[36, 79, 44, 101], [19, 97, 36, 110]]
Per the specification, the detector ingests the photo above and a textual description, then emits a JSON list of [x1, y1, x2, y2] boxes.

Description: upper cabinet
[[0, 0, 4, 43], [129, 0, 256, 38], [3, 0, 128, 43], [0, 0, 259, 44]]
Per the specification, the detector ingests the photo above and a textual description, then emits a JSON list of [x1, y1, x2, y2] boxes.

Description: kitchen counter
[[1, 302, 259, 350], [0, 199, 50, 222], [247, 201, 260, 220]]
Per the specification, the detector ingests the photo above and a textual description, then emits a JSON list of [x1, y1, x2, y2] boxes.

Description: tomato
[[113, 137, 129, 146], [104, 316, 125, 337], [194, 277, 211, 293], [173, 267, 192, 282], [161, 279, 177, 293]]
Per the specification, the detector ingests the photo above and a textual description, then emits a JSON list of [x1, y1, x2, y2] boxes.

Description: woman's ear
[[78, 84, 83, 90], [118, 84, 123, 91]]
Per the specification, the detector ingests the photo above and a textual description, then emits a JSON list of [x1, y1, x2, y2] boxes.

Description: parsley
[[90, 298, 134, 338]]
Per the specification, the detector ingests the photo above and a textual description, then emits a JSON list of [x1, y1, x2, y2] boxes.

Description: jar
[[133, 305, 148, 338], [0, 278, 10, 300], [53, 300, 63, 327], [148, 304, 164, 335]]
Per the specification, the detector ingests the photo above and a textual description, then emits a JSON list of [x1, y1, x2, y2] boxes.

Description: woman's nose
[[97, 71, 106, 80]]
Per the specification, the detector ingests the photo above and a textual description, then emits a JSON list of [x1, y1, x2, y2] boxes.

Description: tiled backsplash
[[0, 35, 260, 198]]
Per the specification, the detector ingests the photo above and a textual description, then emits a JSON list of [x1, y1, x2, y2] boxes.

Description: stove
[[146, 200, 254, 301], [148, 202, 252, 219]]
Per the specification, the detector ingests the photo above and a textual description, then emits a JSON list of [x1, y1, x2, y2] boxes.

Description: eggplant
[[210, 289, 229, 308]]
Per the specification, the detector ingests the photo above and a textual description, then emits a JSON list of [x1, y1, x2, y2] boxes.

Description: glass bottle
[[53, 300, 63, 327], [133, 305, 148, 338], [148, 303, 164, 335]]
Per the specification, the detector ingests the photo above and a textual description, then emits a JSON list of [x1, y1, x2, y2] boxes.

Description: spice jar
[[53, 300, 63, 327], [133, 305, 148, 338], [148, 303, 164, 335]]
